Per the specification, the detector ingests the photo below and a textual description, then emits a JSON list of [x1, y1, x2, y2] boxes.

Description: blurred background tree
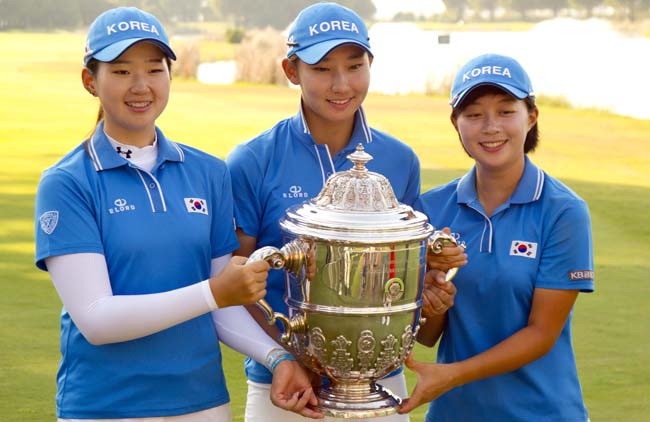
[[1, 0, 648, 31]]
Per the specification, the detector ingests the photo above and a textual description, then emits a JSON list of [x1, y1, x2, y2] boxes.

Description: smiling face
[[283, 44, 371, 132], [82, 41, 171, 146], [452, 88, 538, 175]]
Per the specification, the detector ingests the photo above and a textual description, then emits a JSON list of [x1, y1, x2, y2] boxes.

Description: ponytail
[[85, 59, 103, 140]]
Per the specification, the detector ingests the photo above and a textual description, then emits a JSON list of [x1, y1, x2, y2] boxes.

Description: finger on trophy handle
[[247, 245, 304, 346], [427, 230, 466, 282]]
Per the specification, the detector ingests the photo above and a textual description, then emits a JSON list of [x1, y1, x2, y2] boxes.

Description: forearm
[[211, 305, 283, 369], [47, 253, 215, 345], [417, 313, 447, 347], [448, 324, 557, 388]]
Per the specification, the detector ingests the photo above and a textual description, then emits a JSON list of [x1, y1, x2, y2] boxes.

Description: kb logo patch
[[39, 211, 59, 235]]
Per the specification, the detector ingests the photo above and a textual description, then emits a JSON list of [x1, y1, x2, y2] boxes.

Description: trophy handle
[[247, 242, 308, 344], [427, 230, 466, 282]]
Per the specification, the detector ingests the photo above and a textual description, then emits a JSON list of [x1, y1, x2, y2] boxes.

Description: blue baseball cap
[[450, 53, 534, 109], [84, 7, 176, 65], [286, 2, 372, 65]]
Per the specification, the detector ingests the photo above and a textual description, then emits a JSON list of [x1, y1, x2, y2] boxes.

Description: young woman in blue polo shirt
[[226, 3, 465, 422], [34, 7, 319, 421], [399, 54, 594, 421]]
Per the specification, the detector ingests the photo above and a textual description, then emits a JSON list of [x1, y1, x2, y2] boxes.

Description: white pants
[[59, 404, 231, 422], [245, 372, 410, 422]]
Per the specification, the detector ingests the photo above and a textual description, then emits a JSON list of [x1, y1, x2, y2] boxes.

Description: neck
[[303, 107, 354, 157], [475, 158, 525, 217], [102, 121, 156, 148]]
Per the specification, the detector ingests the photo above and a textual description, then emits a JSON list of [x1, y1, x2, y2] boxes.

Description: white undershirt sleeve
[[209, 256, 281, 370], [46, 253, 216, 345], [47, 252, 282, 368]]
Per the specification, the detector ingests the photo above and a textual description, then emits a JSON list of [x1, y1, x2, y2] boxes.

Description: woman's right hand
[[427, 227, 467, 273], [209, 256, 270, 308]]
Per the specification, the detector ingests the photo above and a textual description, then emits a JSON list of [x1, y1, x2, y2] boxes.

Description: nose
[[130, 73, 149, 94], [481, 112, 500, 134], [330, 69, 350, 93]]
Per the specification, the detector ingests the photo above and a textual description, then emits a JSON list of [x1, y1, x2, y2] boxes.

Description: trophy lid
[[280, 144, 433, 243]]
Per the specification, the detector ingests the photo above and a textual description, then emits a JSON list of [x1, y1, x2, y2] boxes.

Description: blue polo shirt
[[415, 157, 594, 422], [34, 122, 239, 418], [227, 106, 421, 383]]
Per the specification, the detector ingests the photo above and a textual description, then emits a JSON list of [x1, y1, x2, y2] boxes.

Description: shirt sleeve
[[35, 169, 104, 271], [401, 152, 422, 206], [536, 199, 595, 292], [210, 162, 240, 258], [226, 144, 264, 237]]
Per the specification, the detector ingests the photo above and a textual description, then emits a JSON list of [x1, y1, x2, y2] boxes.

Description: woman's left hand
[[270, 360, 324, 419], [398, 354, 457, 414], [421, 270, 457, 318]]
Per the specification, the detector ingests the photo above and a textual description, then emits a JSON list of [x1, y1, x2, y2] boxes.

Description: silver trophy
[[248, 144, 460, 418]]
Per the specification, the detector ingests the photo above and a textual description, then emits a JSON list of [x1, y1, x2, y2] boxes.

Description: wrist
[[265, 347, 297, 373], [209, 276, 226, 308]]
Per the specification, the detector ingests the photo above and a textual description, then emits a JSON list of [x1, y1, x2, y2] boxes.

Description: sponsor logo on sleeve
[[39, 211, 59, 235], [569, 270, 594, 281], [510, 240, 537, 259], [185, 198, 208, 215]]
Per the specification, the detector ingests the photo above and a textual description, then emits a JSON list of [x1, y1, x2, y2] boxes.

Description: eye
[[463, 111, 482, 119], [349, 63, 363, 71], [112, 69, 129, 75]]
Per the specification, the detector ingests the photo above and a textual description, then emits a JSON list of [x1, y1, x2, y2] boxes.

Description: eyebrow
[[319, 51, 366, 63], [109, 57, 165, 65]]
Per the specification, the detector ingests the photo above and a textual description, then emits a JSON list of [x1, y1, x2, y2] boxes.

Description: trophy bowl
[[248, 144, 459, 418]]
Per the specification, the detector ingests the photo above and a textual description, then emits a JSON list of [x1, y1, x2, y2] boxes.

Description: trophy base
[[313, 382, 402, 418]]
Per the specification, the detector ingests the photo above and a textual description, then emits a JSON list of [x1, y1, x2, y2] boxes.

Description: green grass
[[1, 32, 650, 421]]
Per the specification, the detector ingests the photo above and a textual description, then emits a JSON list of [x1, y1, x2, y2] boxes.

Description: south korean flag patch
[[510, 240, 537, 259], [185, 198, 208, 215], [39, 211, 59, 235]]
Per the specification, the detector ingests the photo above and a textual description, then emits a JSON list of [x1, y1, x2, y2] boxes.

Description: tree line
[[0, 0, 648, 31]]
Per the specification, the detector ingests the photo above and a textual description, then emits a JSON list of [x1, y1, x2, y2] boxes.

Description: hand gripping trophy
[[248, 144, 462, 418]]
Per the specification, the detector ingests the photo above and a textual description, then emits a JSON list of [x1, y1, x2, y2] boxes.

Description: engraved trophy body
[[248, 145, 459, 418]]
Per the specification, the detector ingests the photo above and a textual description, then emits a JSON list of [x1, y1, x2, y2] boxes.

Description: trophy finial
[[347, 143, 373, 172]]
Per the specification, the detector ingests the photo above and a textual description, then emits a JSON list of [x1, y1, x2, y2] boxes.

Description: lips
[[328, 98, 352, 106], [126, 101, 152, 110], [480, 140, 507, 150]]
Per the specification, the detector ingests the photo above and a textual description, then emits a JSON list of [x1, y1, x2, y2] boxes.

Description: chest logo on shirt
[[510, 240, 538, 259], [39, 210, 59, 235], [109, 198, 136, 215], [185, 198, 208, 215], [283, 185, 309, 199]]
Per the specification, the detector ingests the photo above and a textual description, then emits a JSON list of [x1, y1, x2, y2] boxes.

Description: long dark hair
[[451, 85, 539, 155]]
